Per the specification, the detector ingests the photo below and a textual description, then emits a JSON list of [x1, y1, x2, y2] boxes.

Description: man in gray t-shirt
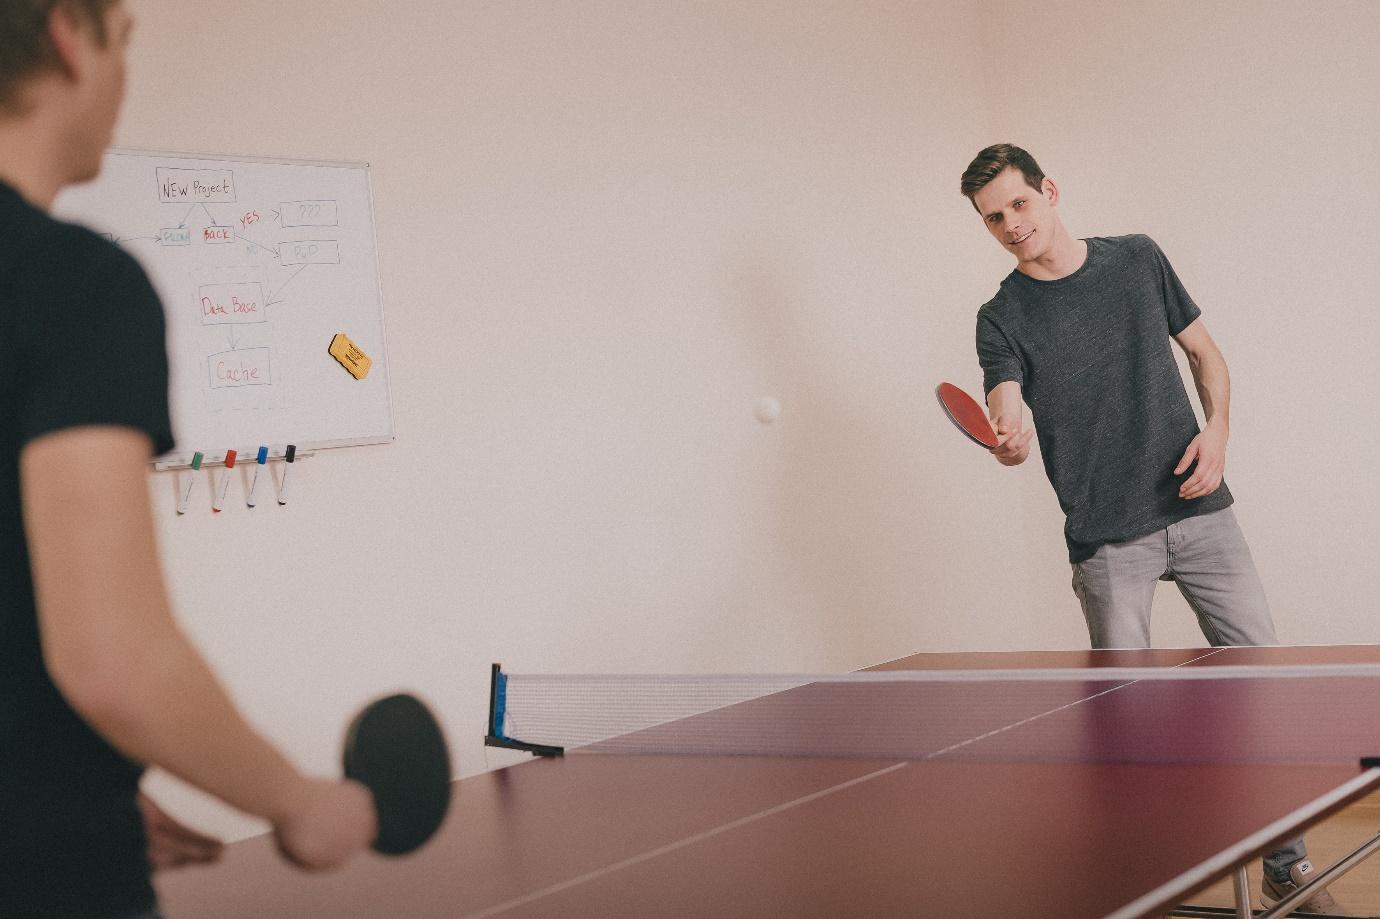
[[976, 231, 1232, 562], [960, 144, 1337, 913]]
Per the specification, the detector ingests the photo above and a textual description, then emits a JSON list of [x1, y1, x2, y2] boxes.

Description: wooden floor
[[1180, 789, 1380, 915]]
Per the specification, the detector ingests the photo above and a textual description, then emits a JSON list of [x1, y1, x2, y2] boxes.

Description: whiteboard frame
[[96, 147, 398, 468]]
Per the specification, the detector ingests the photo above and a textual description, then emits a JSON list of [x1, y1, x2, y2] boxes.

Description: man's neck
[[0, 113, 73, 211], [1015, 225, 1087, 282]]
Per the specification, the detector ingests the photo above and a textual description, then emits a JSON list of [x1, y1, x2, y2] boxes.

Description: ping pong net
[[485, 662, 1380, 767]]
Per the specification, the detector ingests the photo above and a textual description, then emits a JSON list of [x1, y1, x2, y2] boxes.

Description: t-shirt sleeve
[[976, 311, 1024, 399], [1147, 237, 1202, 335], [17, 227, 174, 456]]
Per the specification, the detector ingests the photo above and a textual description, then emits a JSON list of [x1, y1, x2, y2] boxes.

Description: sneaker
[[1261, 859, 1342, 915]]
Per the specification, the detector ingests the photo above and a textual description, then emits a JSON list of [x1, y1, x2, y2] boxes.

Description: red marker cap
[[224, 450, 238, 468]]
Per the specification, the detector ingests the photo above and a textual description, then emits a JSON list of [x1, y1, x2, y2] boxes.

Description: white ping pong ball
[[754, 396, 782, 424]]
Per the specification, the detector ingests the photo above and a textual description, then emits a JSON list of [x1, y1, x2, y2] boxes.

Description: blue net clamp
[[484, 663, 564, 758]]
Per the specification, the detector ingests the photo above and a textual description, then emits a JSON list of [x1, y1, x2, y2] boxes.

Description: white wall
[[122, 0, 1380, 839], [122, 0, 999, 838]]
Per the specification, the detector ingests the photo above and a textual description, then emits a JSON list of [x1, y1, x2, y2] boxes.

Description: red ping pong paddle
[[343, 694, 452, 856], [935, 382, 999, 450]]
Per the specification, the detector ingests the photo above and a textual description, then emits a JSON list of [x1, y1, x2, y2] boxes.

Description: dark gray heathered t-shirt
[[976, 234, 1232, 563]]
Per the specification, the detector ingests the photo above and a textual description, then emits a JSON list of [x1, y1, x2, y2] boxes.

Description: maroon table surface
[[155, 645, 1380, 919]]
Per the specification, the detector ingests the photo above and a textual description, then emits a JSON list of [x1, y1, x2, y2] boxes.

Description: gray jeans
[[1071, 507, 1277, 649], [1071, 506, 1303, 879]]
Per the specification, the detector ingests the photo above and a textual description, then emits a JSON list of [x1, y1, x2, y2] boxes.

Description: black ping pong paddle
[[935, 382, 999, 450], [343, 694, 452, 856]]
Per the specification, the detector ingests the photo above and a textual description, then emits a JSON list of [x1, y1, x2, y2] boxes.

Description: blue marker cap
[[256, 445, 269, 464]]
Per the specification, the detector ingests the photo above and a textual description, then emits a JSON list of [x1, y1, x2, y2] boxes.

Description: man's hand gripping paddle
[[343, 694, 453, 856]]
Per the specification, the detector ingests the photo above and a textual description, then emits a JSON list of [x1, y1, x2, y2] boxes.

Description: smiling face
[[971, 166, 1061, 264]]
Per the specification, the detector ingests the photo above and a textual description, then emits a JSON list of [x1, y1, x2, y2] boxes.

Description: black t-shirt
[[1, 180, 174, 917], [976, 235, 1232, 562]]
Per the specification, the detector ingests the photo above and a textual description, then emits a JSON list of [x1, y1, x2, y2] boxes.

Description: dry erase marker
[[277, 444, 296, 506], [247, 446, 269, 508], [212, 450, 236, 513], [175, 452, 203, 515]]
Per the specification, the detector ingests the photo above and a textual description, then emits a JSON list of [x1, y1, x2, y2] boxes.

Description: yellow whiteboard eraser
[[328, 332, 372, 380]]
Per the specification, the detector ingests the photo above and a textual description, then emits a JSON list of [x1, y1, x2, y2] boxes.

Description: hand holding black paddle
[[344, 694, 453, 856], [269, 693, 450, 870], [272, 775, 377, 870]]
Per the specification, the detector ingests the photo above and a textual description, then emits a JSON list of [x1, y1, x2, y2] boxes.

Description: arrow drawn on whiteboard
[[267, 265, 308, 306], [236, 233, 280, 260], [175, 203, 219, 228], [226, 327, 241, 350], [117, 236, 160, 245]]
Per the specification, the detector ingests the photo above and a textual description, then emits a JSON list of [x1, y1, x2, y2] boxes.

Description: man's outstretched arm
[[22, 425, 376, 869], [987, 380, 1034, 466]]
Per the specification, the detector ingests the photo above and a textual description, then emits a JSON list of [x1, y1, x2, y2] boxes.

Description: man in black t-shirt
[[958, 143, 1340, 914], [1, 4, 376, 917]]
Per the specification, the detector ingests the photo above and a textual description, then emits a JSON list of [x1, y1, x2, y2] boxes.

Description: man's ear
[[1042, 176, 1060, 207], [44, 4, 91, 84]]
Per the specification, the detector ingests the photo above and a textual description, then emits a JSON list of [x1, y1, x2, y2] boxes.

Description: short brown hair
[[960, 144, 1047, 211], [0, 0, 116, 110]]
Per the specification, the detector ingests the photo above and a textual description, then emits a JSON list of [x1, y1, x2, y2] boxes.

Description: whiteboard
[[53, 148, 394, 464]]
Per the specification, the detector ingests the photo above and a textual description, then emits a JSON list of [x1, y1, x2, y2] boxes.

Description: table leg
[[1233, 866, 1252, 919]]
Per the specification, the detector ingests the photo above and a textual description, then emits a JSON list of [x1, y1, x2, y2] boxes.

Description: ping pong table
[[155, 644, 1380, 918]]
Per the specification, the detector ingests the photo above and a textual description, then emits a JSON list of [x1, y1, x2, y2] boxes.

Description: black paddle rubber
[[343, 694, 453, 856]]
